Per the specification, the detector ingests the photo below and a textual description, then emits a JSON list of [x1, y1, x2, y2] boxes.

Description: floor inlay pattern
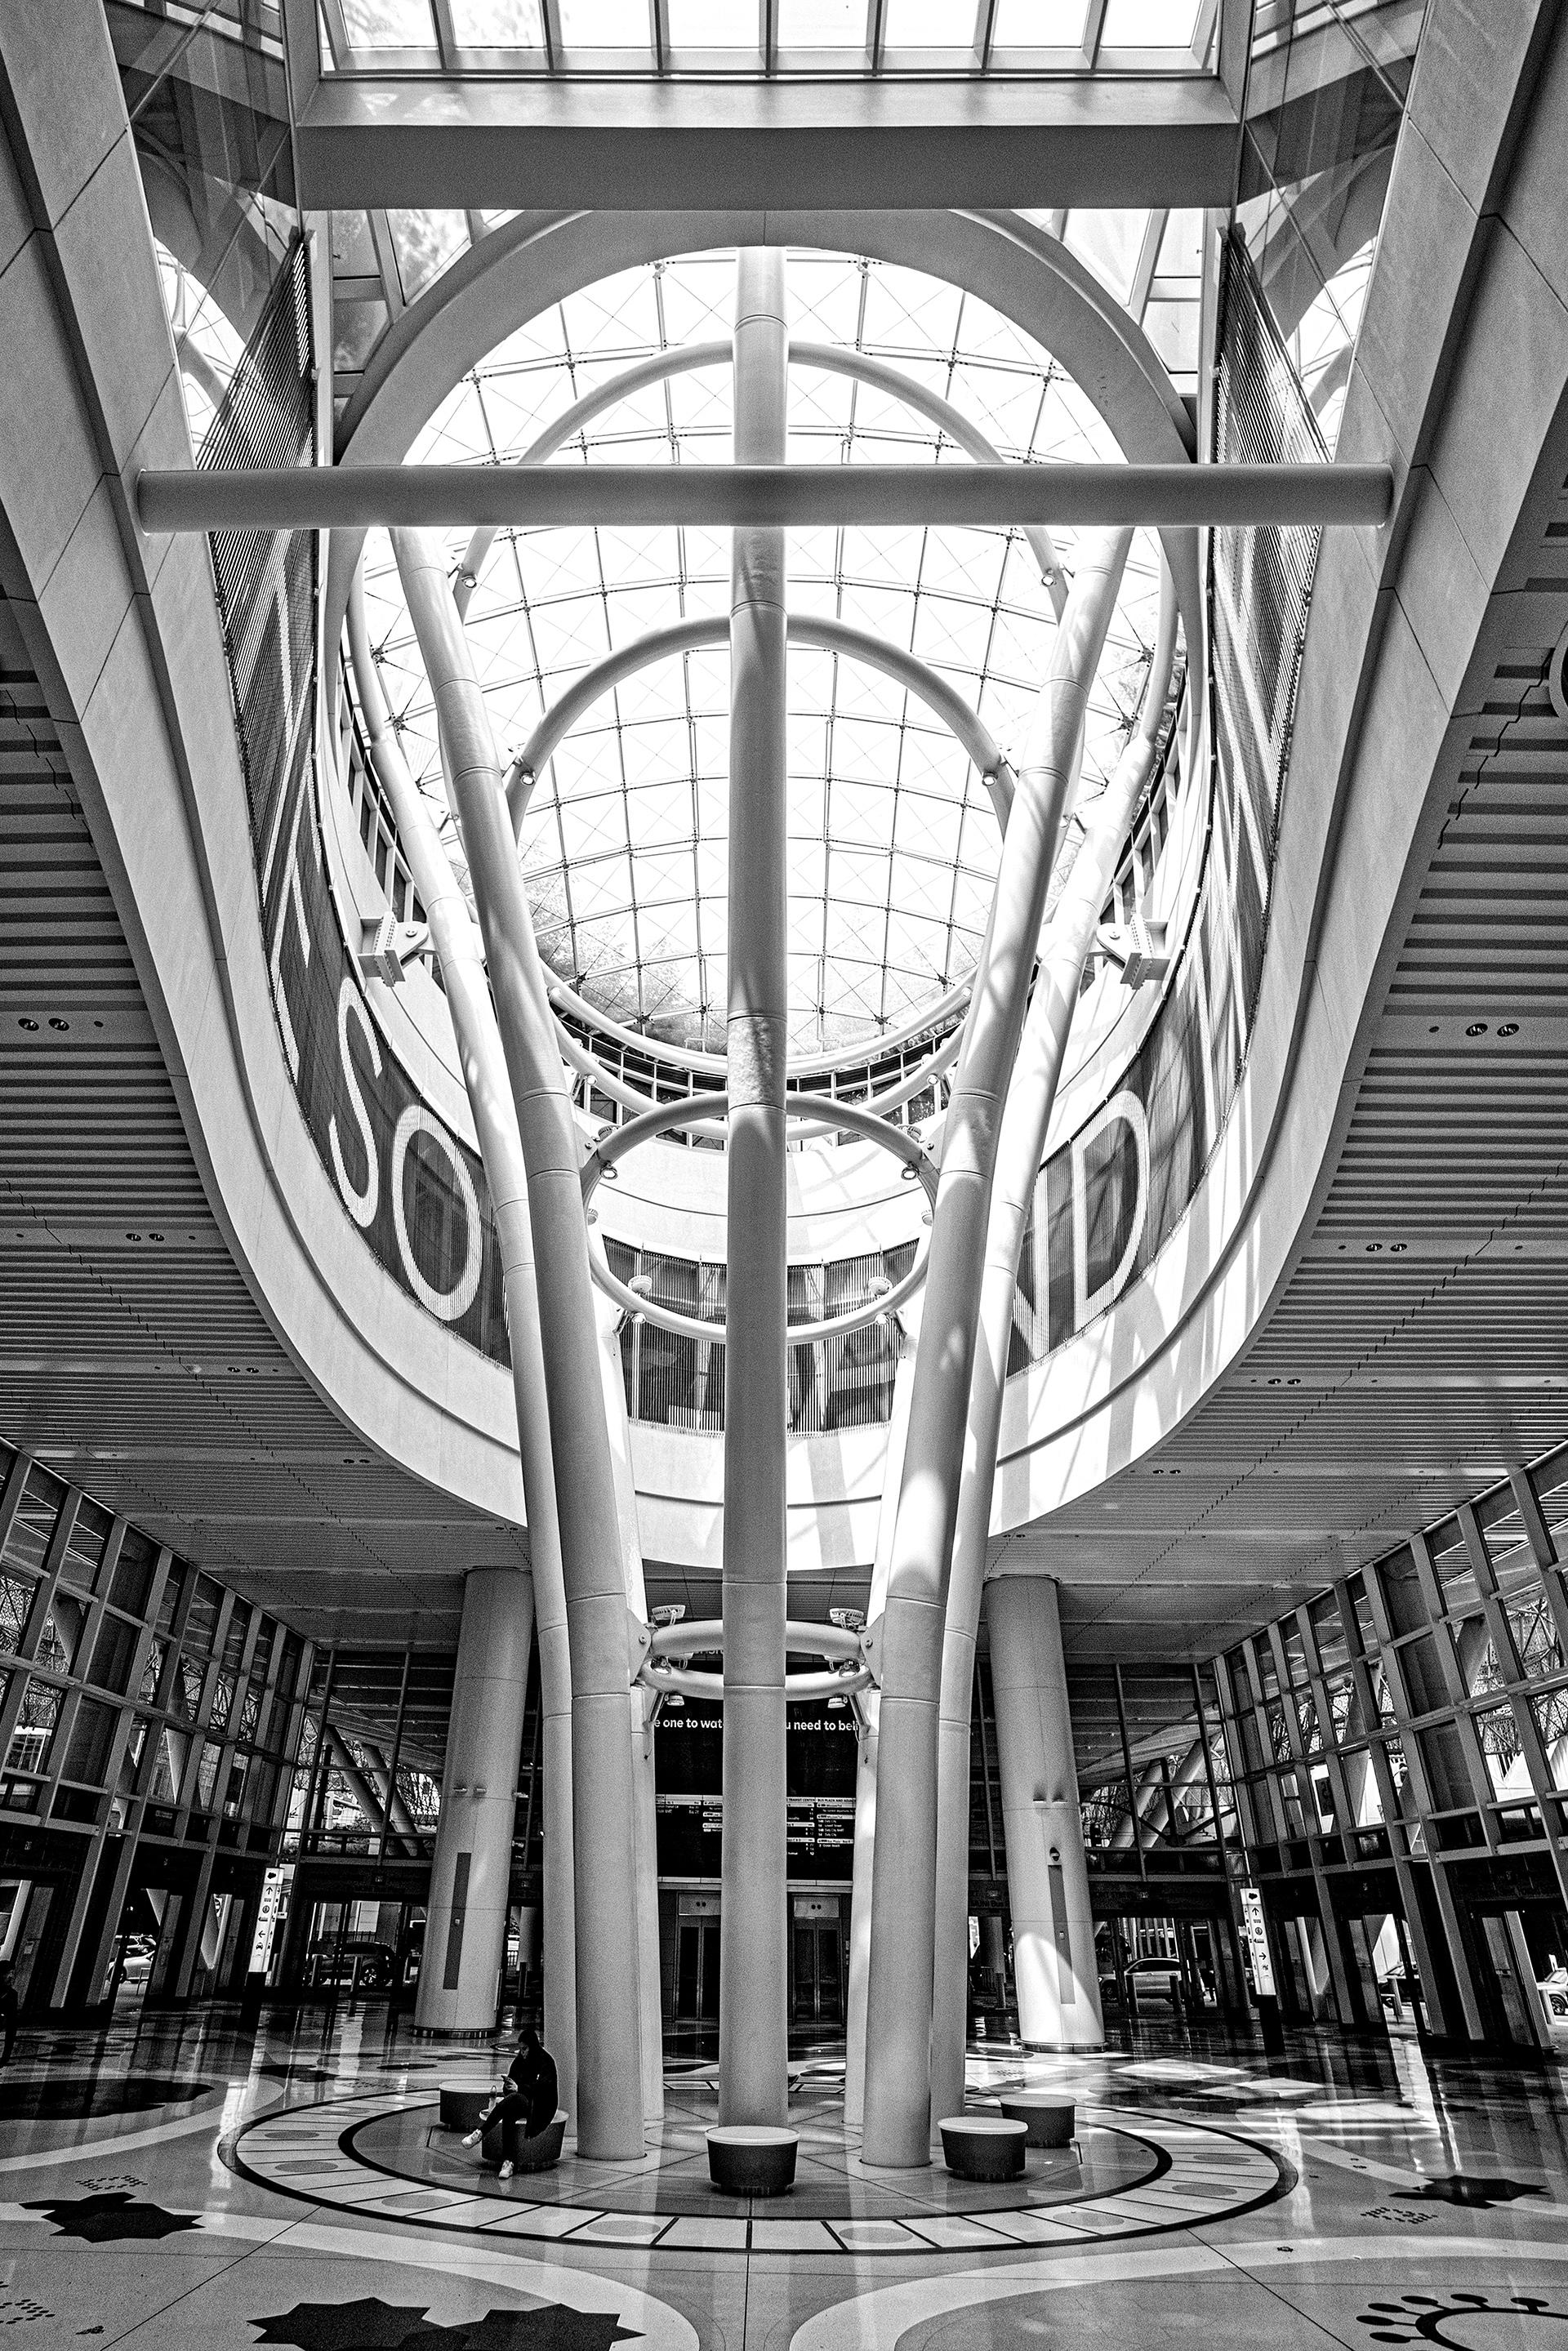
[[225, 2086, 1288, 2255]]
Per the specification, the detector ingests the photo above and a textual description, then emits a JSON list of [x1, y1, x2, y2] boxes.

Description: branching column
[[862, 532, 1132, 2166], [928, 557, 1173, 2120], [348, 577, 577, 2105], [393, 531, 643, 2160], [719, 247, 791, 2126]]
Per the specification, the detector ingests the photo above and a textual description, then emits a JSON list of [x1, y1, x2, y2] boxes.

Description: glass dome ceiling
[[354, 247, 1169, 1059]]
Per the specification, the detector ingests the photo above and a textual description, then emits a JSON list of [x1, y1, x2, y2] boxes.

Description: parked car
[[305, 1934, 395, 1992]]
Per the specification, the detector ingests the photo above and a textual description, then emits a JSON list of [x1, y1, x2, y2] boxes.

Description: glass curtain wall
[[0, 1439, 313, 2015]]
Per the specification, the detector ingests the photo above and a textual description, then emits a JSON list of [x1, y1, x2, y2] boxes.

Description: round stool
[[938, 2115, 1027, 2182], [439, 2084, 492, 2132], [999, 2094, 1076, 2149], [706, 2126, 799, 2197]]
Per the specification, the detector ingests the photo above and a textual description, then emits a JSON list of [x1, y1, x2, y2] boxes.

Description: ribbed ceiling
[[1045, 464, 1568, 1660], [0, 592, 519, 1645]]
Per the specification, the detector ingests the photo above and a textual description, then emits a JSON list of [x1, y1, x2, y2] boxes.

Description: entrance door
[[792, 1921, 843, 2027], [675, 1920, 719, 2021]]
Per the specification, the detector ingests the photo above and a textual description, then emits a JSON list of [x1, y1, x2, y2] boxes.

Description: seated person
[[463, 2026, 558, 2180]]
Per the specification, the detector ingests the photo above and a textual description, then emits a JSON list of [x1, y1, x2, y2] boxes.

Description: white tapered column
[[986, 1577, 1100, 2047], [394, 532, 643, 2158], [927, 563, 1175, 2122], [844, 1351, 915, 2130], [348, 578, 577, 2098], [862, 534, 1132, 2165], [719, 247, 791, 2127]]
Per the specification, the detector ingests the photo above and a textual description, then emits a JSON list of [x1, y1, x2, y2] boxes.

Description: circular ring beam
[[446, 334, 1063, 631], [324, 209, 1204, 739], [586, 1090, 934, 1345], [647, 1617, 864, 1663], [641, 1662, 871, 1702], [509, 612, 1014, 833]]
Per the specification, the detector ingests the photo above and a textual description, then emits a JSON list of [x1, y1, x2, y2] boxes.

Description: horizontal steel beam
[[140, 461, 1393, 531], [291, 76, 1241, 212]]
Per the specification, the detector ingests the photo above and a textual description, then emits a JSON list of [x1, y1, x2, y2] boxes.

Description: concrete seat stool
[[999, 2095, 1076, 2149], [439, 2085, 492, 2132], [938, 2115, 1027, 2183], [481, 2109, 568, 2174], [706, 2126, 798, 2197]]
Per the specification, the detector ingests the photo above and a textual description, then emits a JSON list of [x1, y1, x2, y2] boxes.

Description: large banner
[[1015, 234, 1325, 1360], [205, 246, 509, 1363]]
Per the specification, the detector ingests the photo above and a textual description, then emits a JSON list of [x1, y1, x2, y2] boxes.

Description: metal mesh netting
[[201, 241, 510, 1359]]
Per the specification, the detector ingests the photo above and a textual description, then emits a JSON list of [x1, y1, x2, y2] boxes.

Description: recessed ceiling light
[[1498, 1022, 1519, 1037], [18, 1017, 37, 1032], [1465, 1022, 1487, 1036], [1365, 1241, 1383, 1253]]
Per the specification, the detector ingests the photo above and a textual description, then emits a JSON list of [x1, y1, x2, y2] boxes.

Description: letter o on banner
[[390, 1104, 483, 1323], [1071, 1089, 1150, 1331]]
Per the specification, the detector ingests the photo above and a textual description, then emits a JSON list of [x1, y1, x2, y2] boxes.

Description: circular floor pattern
[[226, 2082, 1289, 2257]]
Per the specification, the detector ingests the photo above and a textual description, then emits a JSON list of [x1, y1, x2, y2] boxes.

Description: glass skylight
[[318, 0, 1215, 69], [354, 248, 1170, 1062]]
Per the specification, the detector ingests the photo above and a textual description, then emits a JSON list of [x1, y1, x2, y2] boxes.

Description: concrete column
[[863, 534, 1132, 2165], [595, 1286, 665, 2124], [393, 533, 644, 2157], [719, 246, 791, 2128], [417, 1567, 533, 2033], [986, 1577, 1101, 2050], [844, 1352, 915, 2130], [347, 575, 577, 2117], [926, 560, 1172, 2130]]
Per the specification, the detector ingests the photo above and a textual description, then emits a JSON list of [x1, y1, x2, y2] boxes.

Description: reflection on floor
[[0, 2004, 1565, 2351]]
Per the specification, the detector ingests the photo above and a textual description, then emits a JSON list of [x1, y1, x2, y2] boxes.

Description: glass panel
[[1379, 1546, 1426, 1636], [1347, 1571, 1377, 1652], [1281, 1619, 1309, 1687], [154, 1561, 186, 1642], [1453, 1613, 1503, 1699], [138, 1636, 167, 1708], [1065, 209, 1148, 306], [0, 1574, 34, 1659], [387, 211, 469, 305], [1381, 1732, 1413, 1817], [62, 1698, 116, 1788], [667, 0, 759, 39], [1417, 1721, 1473, 1813], [1342, 1746, 1383, 1827], [183, 1576, 224, 1659], [882, 0, 975, 42], [1532, 1445, 1568, 1541], [340, 0, 436, 47], [34, 1594, 82, 1680], [991, 0, 1091, 43], [197, 1739, 225, 1811], [1397, 1633, 1448, 1719], [449, 0, 546, 42], [1100, 0, 1203, 46], [777, 0, 869, 42], [1276, 1769, 1307, 1837], [1505, 1587, 1563, 1683], [1475, 1703, 1531, 1801], [559, 0, 649, 42], [1530, 1690, 1568, 1792], [1309, 1591, 1348, 1676], [109, 1528, 158, 1616], [2, 1465, 65, 1574], [61, 1497, 114, 1590], [7, 1680, 61, 1777], [1298, 1693, 1323, 1755], [88, 1614, 140, 1697]]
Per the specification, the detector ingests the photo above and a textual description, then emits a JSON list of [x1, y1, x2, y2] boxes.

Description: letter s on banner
[[329, 977, 383, 1229], [390, 1105, 482, 1323], [1071, 1089, 1149, 1332]]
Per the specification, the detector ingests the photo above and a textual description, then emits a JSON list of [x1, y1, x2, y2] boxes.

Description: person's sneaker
[[461, 2130, 483, 2147], [498, 2159, 514, 2181]]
